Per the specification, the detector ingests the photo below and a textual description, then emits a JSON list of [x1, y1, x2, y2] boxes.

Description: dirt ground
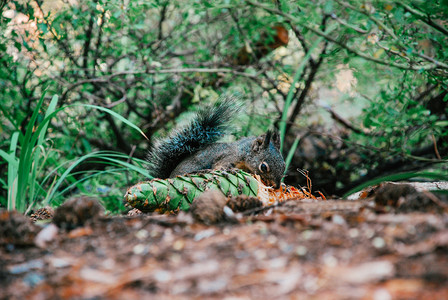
[[1, 183, 448, 299]]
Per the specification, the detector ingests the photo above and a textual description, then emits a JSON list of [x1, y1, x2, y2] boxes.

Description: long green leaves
[[82, 104, 149, 140], [343, 171, 448, 198], [44, 151, 150, 205], [0, 94, 149, 213], [0, 132, 19, 209], [282, 134, 301, 183], [0, 93, 58, 212]]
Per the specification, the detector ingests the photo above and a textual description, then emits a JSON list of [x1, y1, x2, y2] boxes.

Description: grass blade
[[15, 92, 47, 211], [283, 134, 301, 181], [44, 151, 150, 205], [343, 171, 448, 198], [82, 104, 149, 141], [279, 24, 336, 153]]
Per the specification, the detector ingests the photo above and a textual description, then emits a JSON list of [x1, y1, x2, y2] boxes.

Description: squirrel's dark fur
[[147, 96, 286, 188]]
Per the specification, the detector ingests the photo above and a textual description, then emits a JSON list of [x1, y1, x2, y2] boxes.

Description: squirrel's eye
[[259, 162, 270, 173]]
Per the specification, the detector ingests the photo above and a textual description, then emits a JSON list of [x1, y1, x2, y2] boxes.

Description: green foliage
[[0, 93, 58, 212], [0, 92, 150, 213], [358, 88, 442, 153], [1, 0, 447, 209]]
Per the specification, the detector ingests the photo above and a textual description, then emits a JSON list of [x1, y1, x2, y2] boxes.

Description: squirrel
[[147, 96, 286, 188]]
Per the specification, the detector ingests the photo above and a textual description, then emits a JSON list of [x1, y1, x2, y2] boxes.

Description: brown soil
[[1, 185, 448, 299]]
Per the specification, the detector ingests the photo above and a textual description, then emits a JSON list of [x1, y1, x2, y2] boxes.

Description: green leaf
[[37, 22, 48, 34], [14, 41, 22, 51], [323, 0, 333, 14], [283, 134, 300, 180], [82, 104, 149, 140], [443, 93, 448, 102]]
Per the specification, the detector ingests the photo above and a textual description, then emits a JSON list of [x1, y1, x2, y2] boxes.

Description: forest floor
[[1, 182, 448, 299]]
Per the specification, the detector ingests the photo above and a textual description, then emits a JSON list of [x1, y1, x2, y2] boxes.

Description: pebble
[[8, 259, 44, 274], [194, 228, 216, 241], [34, 224, 59, 248], [23, 272, 45, 287]]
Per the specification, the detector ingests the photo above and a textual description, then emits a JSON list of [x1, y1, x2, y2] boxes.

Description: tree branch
[[158, 1, 169, 41], [397, 2, 448, 36], [82, 9, 96, 77], [35, 0, 80, 69], [335, 0, 398, 40], [61, 68, 258, 101], [322, 105, 366, 135], [93, 10, 106, 77], [246, 0, 447, 71], [285, 15, 330, 135], [336, 0, 448, 69]]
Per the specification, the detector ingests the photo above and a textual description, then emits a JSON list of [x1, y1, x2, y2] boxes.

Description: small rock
[[154, 270, 172, 283], [194, 228, 216, 241], [8, 259, 44, 274], [53, 196, 103, 230], [296, 245, 308, 256], [190, 190, 263, 224], [127, 208, 143, 216], [132, 244, 147, 255], [190, 189, 227, 224], [23, 272, 45, 287], [0, 209, 40, 246], [372, 236, 386, 249], [374, 183, 416, 207], [374, 183, 445, 213], [135, 229, 149, 240], [34, 223, 59, 248], [48, 257, 73, 268], [333, 260, 394, 284], [332, 214, 346, 225]]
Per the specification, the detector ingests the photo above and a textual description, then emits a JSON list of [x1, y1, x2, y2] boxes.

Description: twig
[[286, 12, 329, 136], [93, 10, 106, 77], [432, 134, 442, 160], [158, 1, 169, 40], [34, 0, 80, 69], [246, 0, 446, 71], [336, 0, 448, 68], [397, 2, 448, 36], [335, 0, 398, 40], [61, 68, 257, 100], [421, 190, 448, 211], [82, 11, 96, 77], [330, 13, 368, 34], [377, 43, 411, 62], [322, 105, 366, 135]]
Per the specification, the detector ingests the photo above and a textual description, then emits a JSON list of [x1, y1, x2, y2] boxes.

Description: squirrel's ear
[[252, 130, 274, 152], [271, 130, 281, 150], [263, 130, 272, 149], [252, 134, 267, 152]]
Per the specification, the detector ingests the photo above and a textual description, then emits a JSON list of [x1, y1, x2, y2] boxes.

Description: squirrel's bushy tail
[[147, 95, 240, 179]]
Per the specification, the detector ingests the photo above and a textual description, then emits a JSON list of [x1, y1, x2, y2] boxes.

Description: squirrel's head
[[244, 130, 286, 188]]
